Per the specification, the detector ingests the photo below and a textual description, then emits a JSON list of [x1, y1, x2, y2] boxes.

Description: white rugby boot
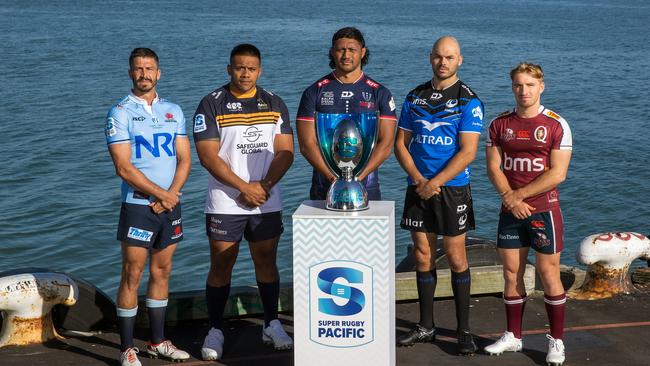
[[484, 331, 523, 355], [201, 327, 225, 361], [145, 339, 189, 361], [120, 347, 142, 366], [262, 319, 293, 350], [546, 334, 565, 366]]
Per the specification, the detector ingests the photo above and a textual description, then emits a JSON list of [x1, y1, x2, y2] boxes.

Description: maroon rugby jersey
[[487, 106, 572, 212]]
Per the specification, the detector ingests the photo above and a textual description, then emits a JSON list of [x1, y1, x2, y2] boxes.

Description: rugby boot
[[145, 340, 189, 362], [457, 330, 477, 356], [262, 319, 293, 350], [396, 324, 436, 347], [484, 331, 523, 355], [201, 327, 224, 361], [120, 347, 142, 366], [546, 334, 565, 366]]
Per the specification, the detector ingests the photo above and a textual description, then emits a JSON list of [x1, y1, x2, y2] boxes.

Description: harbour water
[[1, 0, 649, 298]]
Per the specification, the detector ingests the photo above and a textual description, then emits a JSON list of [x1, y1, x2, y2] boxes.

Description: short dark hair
[[230, 44, 261, 64], [129, 48, 159, 69], [329, 27, 370, 69]]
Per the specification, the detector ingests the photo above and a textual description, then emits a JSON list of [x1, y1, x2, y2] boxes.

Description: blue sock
[[117, 306, 138, 351], [206, 283, 230, 330], [146, 298, 168, 344], [257, 281, 280, 327]]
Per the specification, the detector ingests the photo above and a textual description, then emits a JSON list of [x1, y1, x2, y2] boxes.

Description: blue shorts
[[496, 207, 564, 254], [205, 211, 283, 243], [117, 202, 183, 249]]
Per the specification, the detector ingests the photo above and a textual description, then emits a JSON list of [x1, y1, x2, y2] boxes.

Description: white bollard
[[572, 232, 650, 300], [0, 272, 78, 347]]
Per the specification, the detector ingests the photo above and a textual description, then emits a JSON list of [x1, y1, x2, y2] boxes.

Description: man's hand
[[511, 201, 535, 220], [415, 179, 441, 200], [501, 189, 525, 211], [149, 201, 165, 214], [237, 182, 268, 208], [158, 190, 181, 211]]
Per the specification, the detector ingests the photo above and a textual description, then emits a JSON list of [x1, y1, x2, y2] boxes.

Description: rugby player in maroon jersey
[[485, 63, 572, 366]]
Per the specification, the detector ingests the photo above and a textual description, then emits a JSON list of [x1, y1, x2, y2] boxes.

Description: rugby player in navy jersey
[[485, 63, 572, 366], [193, 44, 294, 361], [394, 36, 483, 355], [106, 48, 191, 366], [296, 27, 397, 200]]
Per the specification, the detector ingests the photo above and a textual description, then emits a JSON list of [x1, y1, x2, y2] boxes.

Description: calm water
[[1, 0, 649, 298]]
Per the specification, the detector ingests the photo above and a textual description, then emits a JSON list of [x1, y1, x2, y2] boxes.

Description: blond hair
[[510, 62, 544, 81]]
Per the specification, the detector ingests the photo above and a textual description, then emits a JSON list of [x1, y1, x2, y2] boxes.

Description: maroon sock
[[544, 293, 566, 339], [504, 294, 527, 338]]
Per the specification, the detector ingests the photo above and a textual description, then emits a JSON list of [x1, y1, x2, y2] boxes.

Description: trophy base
[[325, 179, 369, 211]]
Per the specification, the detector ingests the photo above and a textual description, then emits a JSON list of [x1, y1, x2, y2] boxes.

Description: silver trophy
[[316, 112, 378, 211]]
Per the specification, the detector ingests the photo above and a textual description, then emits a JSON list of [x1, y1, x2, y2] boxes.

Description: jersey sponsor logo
[[105, 117, 117, 137], [243, 126, 263, 142], [318, 78, 331, 87], [341, 91, 354, 99], [171, 226, 183, 240], [415, 120, 451, 132], [544, 109, 561, 120], [412, 98, 428, 106], [164, 113, 176, 123], [194, 114, 207, 133], [257, 99, 269, 111], [389, 97, 396, 111], [458, 213, 468, 229], [456, 204, 467, 213], [534, 232, 551, 247], [503, 152, 544, 172], [359, 101, 375, 109], [320, 91, 334, 106], [547, 190, 559, 203], [502, 128, 515, 142], [499, 233, 519, 240], [534, 126, 547, 143], [365, 79, 379, 88], [226, 102, 243, 111], [461, 84, 474, 96], [530, 220, 545, 229], [172, 218, 182, 226], [361, 92, 372, 101], [445, 99, 458, 108], [127, 227, 153, 242], [132, 116, 146, 121], [430, 92, 443, 100], [472, 106, 483, 120], [402, 217, 423, 228], [414, 134, 454, 145], [135, 133, 175, 158], [517, 130, 531, 139], [212, 90, 223, 100]]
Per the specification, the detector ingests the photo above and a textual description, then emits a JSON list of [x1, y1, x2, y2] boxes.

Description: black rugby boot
[[397, 324, 436, 347], [457, 330, 477, 356]]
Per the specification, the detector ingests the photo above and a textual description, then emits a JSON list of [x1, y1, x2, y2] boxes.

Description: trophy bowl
[[315, 112, 378, 211]]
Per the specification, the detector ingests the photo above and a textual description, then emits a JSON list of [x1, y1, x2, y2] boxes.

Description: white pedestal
[[293, 200, 395, 366]]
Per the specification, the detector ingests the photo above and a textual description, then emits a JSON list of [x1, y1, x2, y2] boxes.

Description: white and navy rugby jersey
[[193, 85, 292, 215], [398, 79, 484, 186], [105, 93, 187, 205]]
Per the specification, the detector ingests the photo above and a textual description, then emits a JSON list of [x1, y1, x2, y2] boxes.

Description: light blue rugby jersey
[[105, 93, 186, 205], [398, 80, 484, 186]]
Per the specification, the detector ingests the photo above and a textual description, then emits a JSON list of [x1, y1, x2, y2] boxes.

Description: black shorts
[[117, 202, 183, 249], [400, 185, 475, 236], [205, 211, 284, 243], [496, 207, 564, 254]]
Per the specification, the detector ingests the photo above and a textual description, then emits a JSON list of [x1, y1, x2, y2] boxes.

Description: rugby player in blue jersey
[[394, 36, 483, 355], [106, 48, 191, 366], [193, 44, 294, 361], [297, 27, 397, 199]]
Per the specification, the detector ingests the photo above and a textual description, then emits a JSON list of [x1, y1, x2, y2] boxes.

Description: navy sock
[[206, 283, 230, 330], [117, 306, 138, 351], [146, 298, 168, 344], [451, 268, 471, 332], [257, 281, 280, 327], [416, 271, 437, 329]]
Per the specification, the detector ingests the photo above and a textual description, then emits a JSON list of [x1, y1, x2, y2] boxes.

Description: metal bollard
[[0, 272, 78, 347], [572, 232, 650, 300]]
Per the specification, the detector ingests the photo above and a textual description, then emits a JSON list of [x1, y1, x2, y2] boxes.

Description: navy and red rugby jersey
[[296, 72, 397, 191], [486, 106, 572, 212]]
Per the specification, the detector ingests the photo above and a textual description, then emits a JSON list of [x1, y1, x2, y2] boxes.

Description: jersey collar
[[129, 91, 159, 105], [332, 71, 365, 85]]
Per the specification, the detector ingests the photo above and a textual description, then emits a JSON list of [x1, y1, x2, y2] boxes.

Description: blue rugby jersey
[[105, 93, 187, 204], [398, 79, 484, 186]]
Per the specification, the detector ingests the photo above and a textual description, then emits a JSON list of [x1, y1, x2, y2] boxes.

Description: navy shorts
[[401, 185, 475, 236], [205, 211, 283, 243], [117, 202, 183, 249], [496, 207, 564, 254]]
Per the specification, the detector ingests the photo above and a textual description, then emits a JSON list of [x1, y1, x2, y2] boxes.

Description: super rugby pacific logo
[[309, 261, 373, 347]]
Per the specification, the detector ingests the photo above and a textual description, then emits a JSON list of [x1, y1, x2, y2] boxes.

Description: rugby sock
[[504, 294, 527, 338], [544, 293, 566, 339], [257, 281, 280, 327], [146, 298, 168, 345], [416, 270, 437, 329], [206, 283, 230, 330], [117, 306, 138, 351], [451, 268, 471, 332]]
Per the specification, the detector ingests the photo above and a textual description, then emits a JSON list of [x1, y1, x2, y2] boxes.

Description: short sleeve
[[296, 86, 316, 122], [459, 98, 484, 134], [397, 98, 413, 131], [106, 107, 130, 145], [275, 97, 293, 135], [192, 97, 219, 142], [486, 119, 500, 147], [176, 107, 187, 137], [551, 118, 572, 150], [377, 86, 397, 120]]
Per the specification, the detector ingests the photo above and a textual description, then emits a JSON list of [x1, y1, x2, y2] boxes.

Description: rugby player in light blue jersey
[[105, 48, 191, 366], [394, 36, 483, 355]]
